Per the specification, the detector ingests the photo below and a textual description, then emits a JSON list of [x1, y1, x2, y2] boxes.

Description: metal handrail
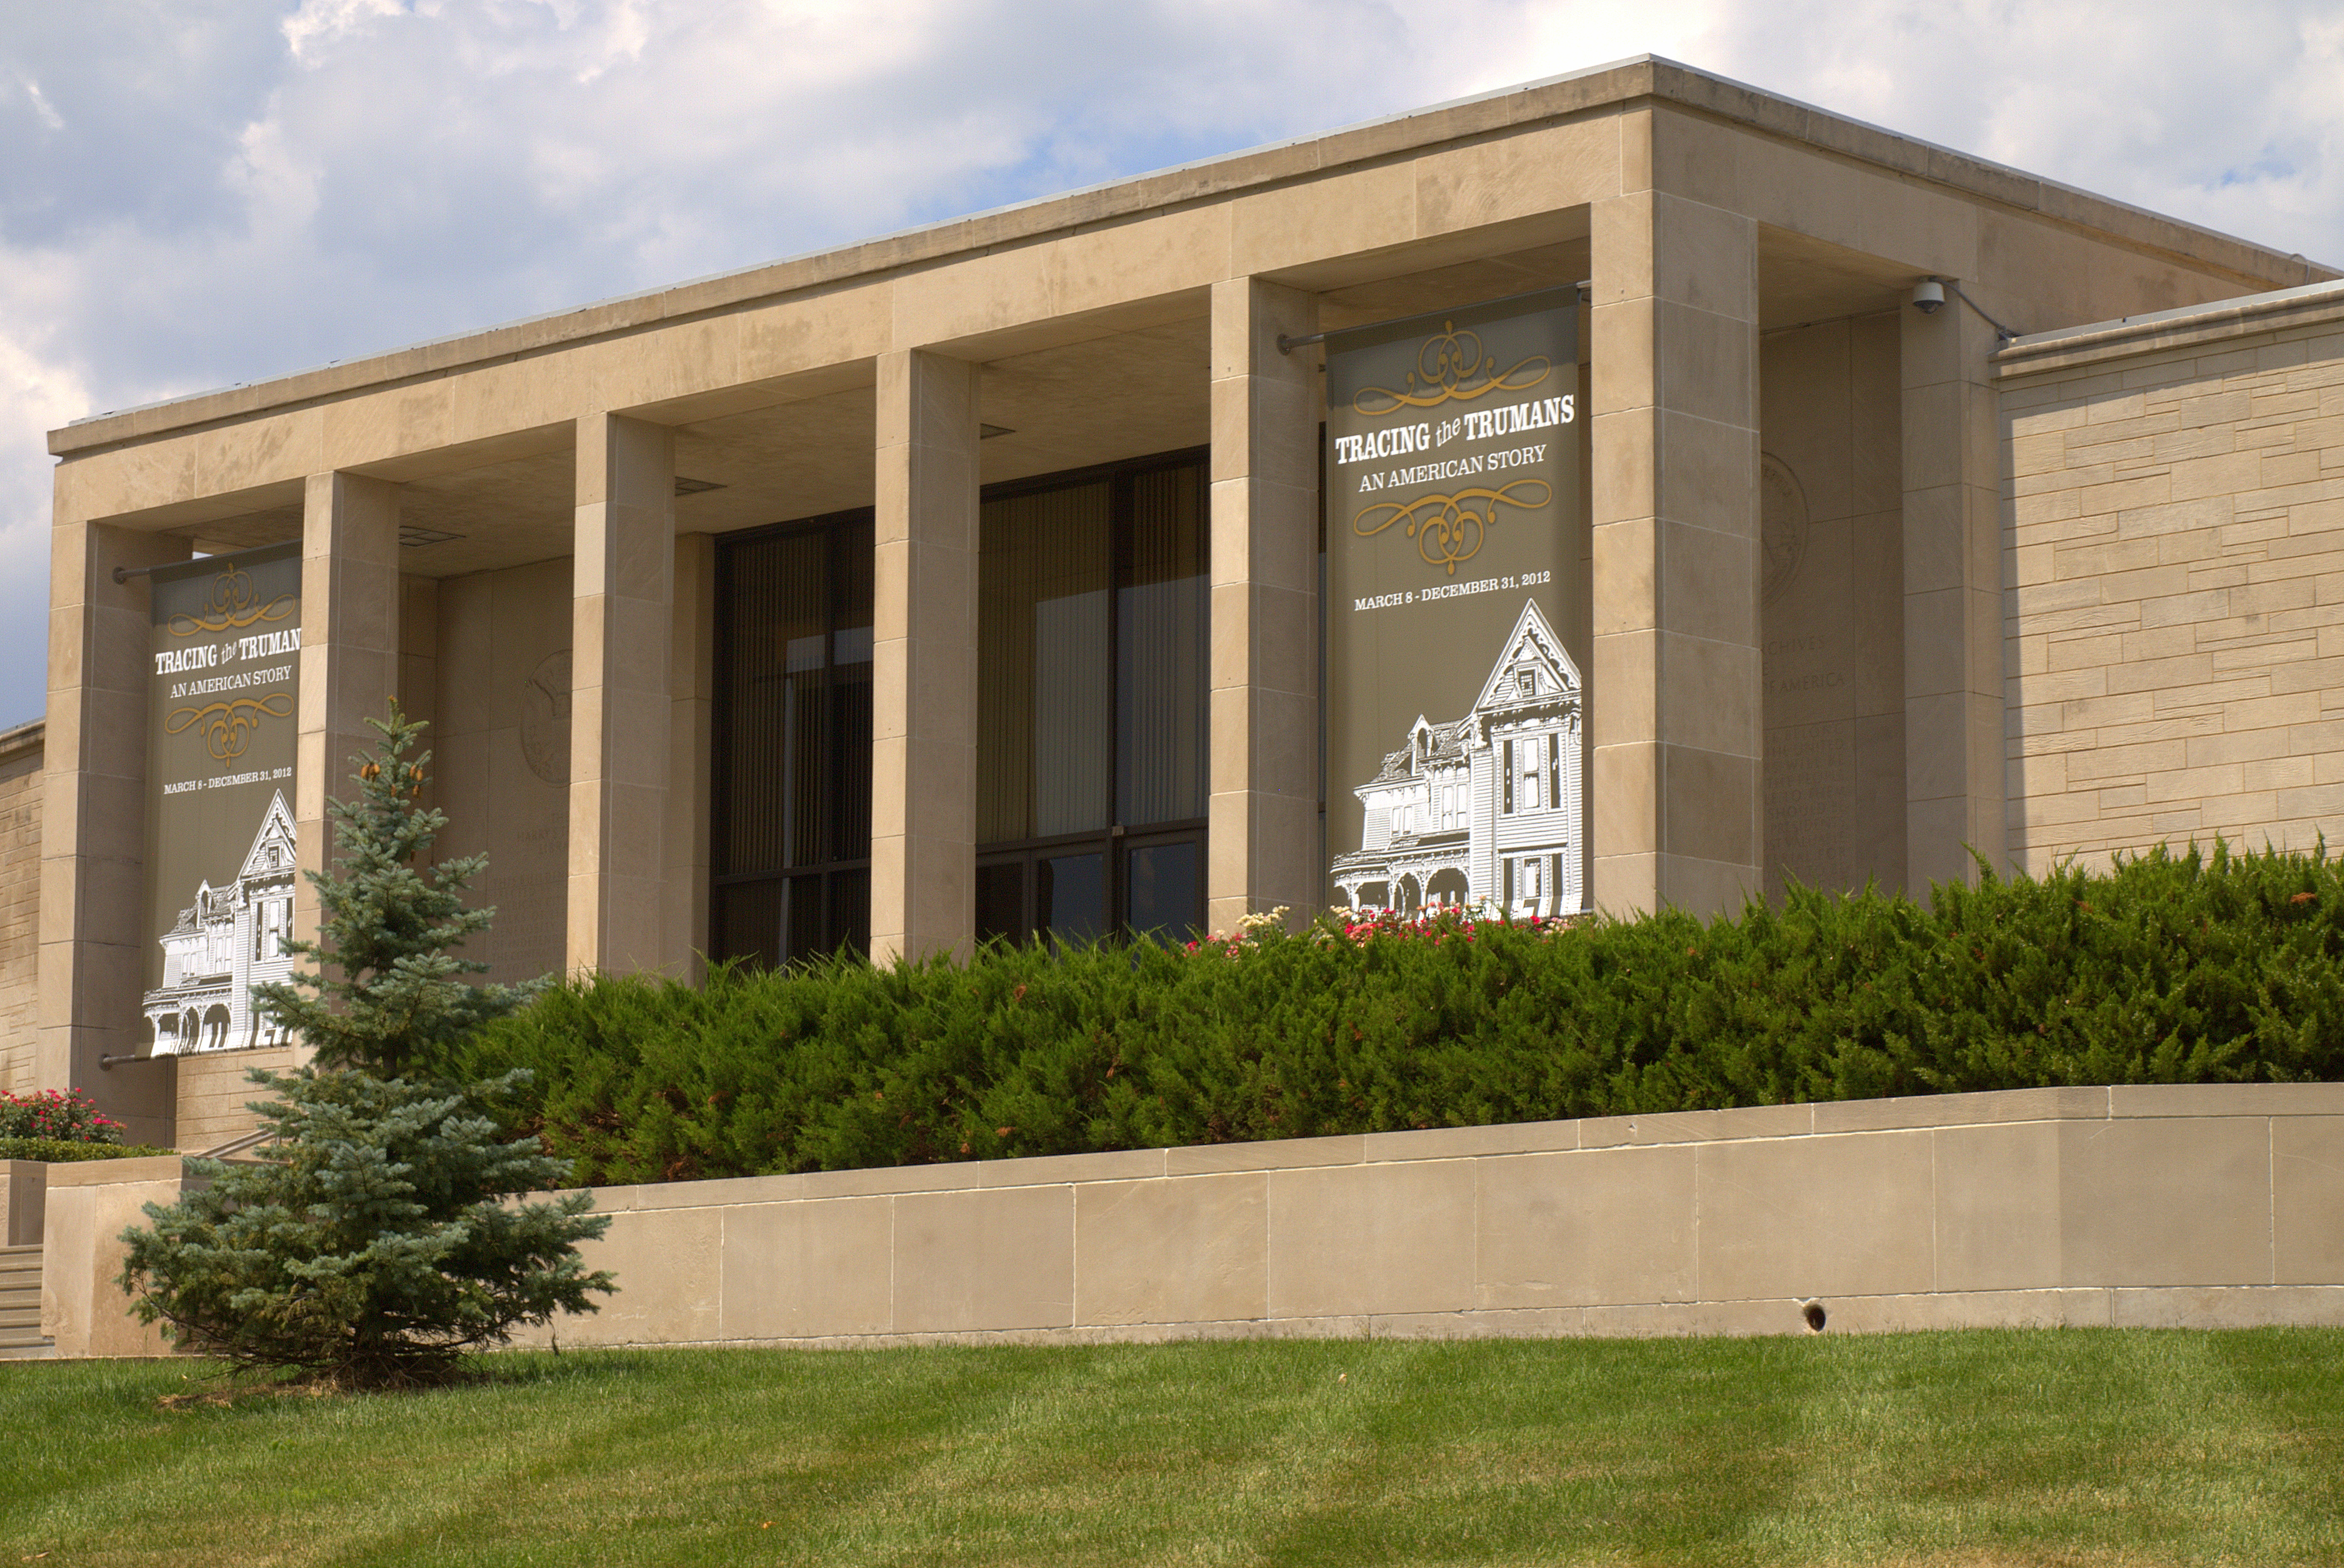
[[194, 1128, 280, 1161]]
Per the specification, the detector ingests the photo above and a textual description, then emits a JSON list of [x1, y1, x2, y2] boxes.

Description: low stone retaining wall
[[1, 1159, 44, 1247], [39, 1157, 187, 1358], [30, 1083, 2344, 1357], [519, 1081, 2344, 1350]]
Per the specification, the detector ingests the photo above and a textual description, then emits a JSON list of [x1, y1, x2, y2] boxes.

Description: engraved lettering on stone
[[1760, 453, 1808, 606], [521, 649, 572, 786]]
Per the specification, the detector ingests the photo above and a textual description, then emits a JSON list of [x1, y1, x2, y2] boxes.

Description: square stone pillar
[[667, 531, 715, 982], [1207, 277, 1320, 935], [37, 512, 189, 1142], [296, 474, 403, 1066], [397, 576, 439, 745], [1902, 297, 2005, 891], [568, 414, 677, 976], [870, 350, 980, 965], [1589, 173, 1764, 917]]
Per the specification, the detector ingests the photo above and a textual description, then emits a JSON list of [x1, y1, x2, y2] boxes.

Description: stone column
[[1207, 277, 1321, 935], [667, 531, 715, 982], [36, 512, 190, 1143], [568, 414, 677, 976], [870, 350, 980, 964], [1589, 166, 1764, 917], [296, 472, 403, 1066], [1902, 296, 2005, 891]]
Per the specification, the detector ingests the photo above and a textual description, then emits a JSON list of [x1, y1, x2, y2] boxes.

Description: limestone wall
[[2001, 291, 2344, 871], [39, 1156, 187, 1358], [174, 1046, 293, 1153], [503, 1083, 2344, 1351], [432, 558, 572, 989], [38, 1083, 2344, 1357], [1, 1160, 44, 1247], [1760, 314, 1907, 896], [0, 722, 42, 1097]]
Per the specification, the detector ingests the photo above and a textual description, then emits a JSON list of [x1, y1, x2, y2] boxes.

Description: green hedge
[[0, 1138, 178, 1163], [459, 842, 2344, 1188]]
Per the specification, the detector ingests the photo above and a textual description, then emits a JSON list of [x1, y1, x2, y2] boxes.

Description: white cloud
[[0, 0, 2339, 730], [281, 0, 409, 65], [0, 251, 98, 729], [19, 76, 62, 131]]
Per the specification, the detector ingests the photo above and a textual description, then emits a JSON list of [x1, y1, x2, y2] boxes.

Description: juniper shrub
[[459, 840, 2344, 1188]]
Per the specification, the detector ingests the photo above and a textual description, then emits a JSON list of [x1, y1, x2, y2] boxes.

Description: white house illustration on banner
[[1334, 598, 1584, 917], [143, 790, 299, 1055]]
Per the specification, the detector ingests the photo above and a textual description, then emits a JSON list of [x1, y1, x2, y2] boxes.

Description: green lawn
[[5, 1330, 2342, 1566]]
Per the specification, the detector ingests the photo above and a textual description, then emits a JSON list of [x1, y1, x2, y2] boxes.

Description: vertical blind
[[711, 512, 874, 967], [977, 461, 1209, 846], [977, 481, 1113, 843], [1118, 463, 1208, 828]]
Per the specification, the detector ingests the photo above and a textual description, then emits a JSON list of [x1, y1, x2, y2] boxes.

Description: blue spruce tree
[[120, 707, 614, 1384]]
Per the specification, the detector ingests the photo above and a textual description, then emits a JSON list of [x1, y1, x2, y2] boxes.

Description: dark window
[[710, 509, 874, 967], [1125, 838, 1200, 947], [976, 450, 1209, 948]]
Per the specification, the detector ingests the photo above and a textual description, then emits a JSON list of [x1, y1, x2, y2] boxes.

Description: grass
[[4, 1330, 2342, 1566]]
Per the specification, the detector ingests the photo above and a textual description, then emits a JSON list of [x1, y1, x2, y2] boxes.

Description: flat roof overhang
[[50, 54, 2336, 463]]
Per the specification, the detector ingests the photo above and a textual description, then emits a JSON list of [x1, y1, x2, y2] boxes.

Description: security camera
[[1912, 278, 1946, 316]]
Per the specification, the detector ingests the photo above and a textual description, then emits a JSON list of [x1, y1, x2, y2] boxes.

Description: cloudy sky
[[2, 0, 2339, 727]]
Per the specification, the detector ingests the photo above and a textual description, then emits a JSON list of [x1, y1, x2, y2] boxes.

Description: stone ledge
[[533, 1080, 2344, 1212], [39, 1156, 192, 1189], [1995, 278, 2344, 381]]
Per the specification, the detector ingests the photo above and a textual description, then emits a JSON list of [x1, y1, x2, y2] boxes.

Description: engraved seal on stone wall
[[1760, 454, 1809, 606], [520, 649, 572, 786]]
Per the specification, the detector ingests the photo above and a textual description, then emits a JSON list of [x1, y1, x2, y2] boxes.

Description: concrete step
[[0, 1244, 52, 1358]]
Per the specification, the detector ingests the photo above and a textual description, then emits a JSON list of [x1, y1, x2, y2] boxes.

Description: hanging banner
[[140, 541, 302, 1055], [1324, 289, 1586, 919]]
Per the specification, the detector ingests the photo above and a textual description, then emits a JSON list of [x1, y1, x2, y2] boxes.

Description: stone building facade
[[0, 721, 41, 1098], [19, 57, 2344, 1147], [1998, 282, 2344, 870]]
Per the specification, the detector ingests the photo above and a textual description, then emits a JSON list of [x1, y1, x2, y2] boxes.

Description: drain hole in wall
[[1801, 1300, 1828, 1332]]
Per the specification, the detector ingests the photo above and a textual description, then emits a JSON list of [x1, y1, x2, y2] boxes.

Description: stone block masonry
[[38, 1083, 2344, 1355], [492, 1083, 2344, 1354], [1999, 283, 2344, 873]]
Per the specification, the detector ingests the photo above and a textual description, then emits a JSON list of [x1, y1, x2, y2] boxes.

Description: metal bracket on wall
[[1939, 277, 2023, 346]]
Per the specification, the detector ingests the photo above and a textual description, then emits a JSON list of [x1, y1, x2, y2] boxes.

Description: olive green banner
[[141, 541, 301, 1055], [1324, 289, 1585, 919]]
